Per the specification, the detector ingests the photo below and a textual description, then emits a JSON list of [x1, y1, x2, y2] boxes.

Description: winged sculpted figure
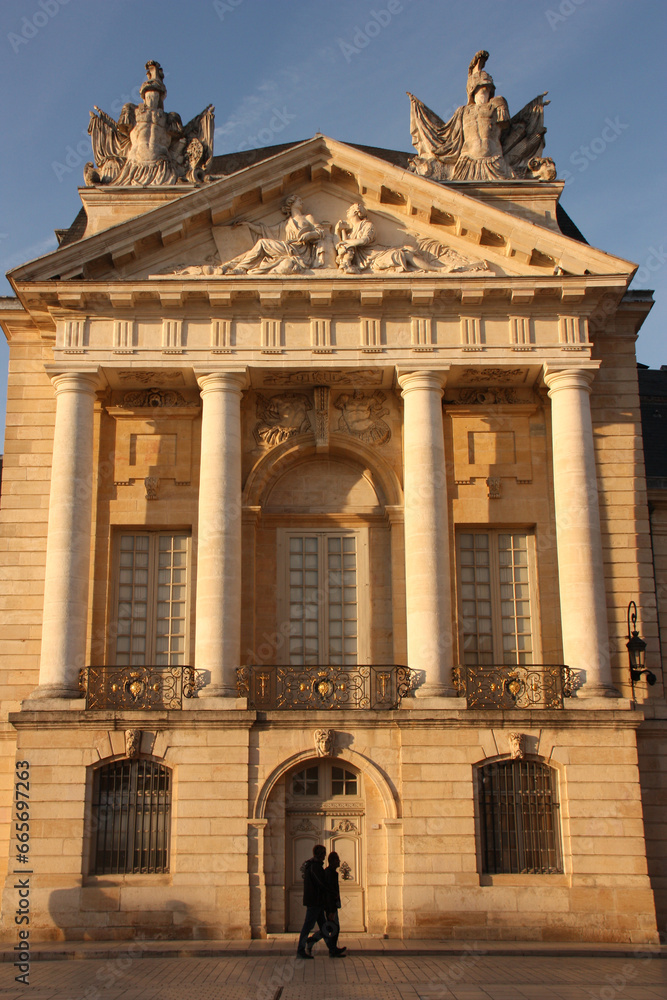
[[85, 61, 214, 186], [408, 51, 556, 182]]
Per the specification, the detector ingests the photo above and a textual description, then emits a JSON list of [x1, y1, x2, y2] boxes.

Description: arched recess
[[243, 433, 403, 509], [249, 748, 403, 937], [243, 434, 405, 667], [253, 746, 399, 821]]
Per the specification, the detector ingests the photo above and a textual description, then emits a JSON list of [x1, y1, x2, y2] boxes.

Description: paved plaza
[[0, 941, 665, 1000]]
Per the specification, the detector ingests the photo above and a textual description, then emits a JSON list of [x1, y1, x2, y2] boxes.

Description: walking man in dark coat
[[306, 851, 344, 955], [296, 844, 345, 958]]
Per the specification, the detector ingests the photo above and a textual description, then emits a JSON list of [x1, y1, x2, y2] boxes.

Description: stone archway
[[251, 748, 402, 937]]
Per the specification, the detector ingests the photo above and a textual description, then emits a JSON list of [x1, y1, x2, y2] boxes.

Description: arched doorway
[[257, 749, 401, 937], [286, 758, 365, 931]]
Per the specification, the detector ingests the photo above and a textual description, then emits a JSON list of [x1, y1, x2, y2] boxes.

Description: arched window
[[477, 760, 563, 874], [91, 759, 171, 874]]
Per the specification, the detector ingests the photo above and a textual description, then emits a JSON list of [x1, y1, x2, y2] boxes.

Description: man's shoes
[[296, 950, 313, 959], [329, 948, 347, 958], [305, 937, 315, 956]]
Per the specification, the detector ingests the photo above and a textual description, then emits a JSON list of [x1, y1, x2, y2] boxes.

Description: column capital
[[543, 362, 600, 395], [44, 366, 103, 396], [194, 367, 249, 395], [397, 369, 449, 396]]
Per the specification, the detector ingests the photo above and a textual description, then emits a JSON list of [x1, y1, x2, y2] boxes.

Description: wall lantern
[[627, 601, 656, 693]]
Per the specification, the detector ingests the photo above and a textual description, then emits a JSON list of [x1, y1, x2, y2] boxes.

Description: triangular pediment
[[8, 136, 635, 289]]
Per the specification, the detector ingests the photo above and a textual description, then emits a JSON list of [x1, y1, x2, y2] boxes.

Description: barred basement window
[[478, 760, 563, 874], [92, 759, 171, 874]]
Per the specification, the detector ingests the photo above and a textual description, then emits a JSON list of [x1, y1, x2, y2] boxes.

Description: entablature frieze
[[79, 361, 562, 400], [42, 306, 601, 362]]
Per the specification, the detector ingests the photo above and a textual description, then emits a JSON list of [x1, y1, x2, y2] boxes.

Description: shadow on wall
[[48, 886, 223, 941], [636, 735, 667, 936]]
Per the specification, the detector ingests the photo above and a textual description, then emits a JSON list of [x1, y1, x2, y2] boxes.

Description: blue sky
[[0, 0, 665, 442]]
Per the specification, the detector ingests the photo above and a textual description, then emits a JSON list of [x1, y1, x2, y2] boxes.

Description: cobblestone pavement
[[0, 952, 665, 1000]]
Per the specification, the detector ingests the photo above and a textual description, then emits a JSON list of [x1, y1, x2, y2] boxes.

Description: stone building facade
[[0, 58, 664, 943]]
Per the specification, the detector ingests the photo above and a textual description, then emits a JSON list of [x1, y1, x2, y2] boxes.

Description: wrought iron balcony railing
[[237, 664, 415, 710], [453, 663, 573, 710], [79, 665, 205, 710]]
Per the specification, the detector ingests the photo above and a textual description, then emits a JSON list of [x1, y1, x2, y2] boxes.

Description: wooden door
[[286, 762, 365, 932]]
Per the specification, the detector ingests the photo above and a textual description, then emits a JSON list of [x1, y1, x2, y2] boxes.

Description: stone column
[[398, 371, 455, 697], [35, 370, 100, 699], [195, 370, 248, 698], [544, 366, 617, 697]]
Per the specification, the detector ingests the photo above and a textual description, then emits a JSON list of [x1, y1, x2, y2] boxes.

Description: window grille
[[478, 760, 562, 874], [92, 759, 171, 874]]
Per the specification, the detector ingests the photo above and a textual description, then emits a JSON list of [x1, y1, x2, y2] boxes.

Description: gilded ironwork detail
[[453, 664, 571, 709], [237, 664, 415, 710], [80, 666, 205, 710], [339, 861, 353, 880]]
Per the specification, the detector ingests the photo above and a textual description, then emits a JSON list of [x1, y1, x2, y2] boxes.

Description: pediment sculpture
[[165, 197, 489, 277], [85, 61, 214, 186], [408, 50, 556, 183]]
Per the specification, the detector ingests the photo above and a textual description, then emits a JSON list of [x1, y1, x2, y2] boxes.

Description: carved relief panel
[[107, 390, 200, 487], [445, 402, 537, 486]]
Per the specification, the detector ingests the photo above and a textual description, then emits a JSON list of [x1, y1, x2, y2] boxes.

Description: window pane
[[113, 535, 151, 666], [114, 532, 189, 665], [458, 531, 533, 666], [292, 766, 319, 796]]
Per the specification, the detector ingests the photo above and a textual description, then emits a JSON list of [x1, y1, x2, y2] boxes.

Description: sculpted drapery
[[408, 51, 555, 183], [86, 61, 214, 187]]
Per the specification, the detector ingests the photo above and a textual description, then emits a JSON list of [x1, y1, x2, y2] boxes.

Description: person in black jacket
[[296, 845, 344, 958], [306, 851, 345, 956]]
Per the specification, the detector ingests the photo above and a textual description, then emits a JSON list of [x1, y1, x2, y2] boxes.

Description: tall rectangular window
[[458, 531, 535, 666], [114, 532, 190, 666], [285, 533, 359, 665]]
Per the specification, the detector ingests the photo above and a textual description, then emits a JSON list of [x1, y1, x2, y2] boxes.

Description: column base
[[403, 682, 463, 709], [198, 683, 238, 699], [194, 682, 247, 710], [414, 682, 459, 700], [25, 684, 83, 703]]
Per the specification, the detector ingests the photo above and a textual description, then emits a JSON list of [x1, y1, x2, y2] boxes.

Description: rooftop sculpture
[[85, 61, 214, 186], [408, 51, 555, 183]]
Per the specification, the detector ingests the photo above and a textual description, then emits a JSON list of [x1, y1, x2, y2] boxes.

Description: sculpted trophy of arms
[[408, 50, 555, 182], [85, 60, 214, 186]]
